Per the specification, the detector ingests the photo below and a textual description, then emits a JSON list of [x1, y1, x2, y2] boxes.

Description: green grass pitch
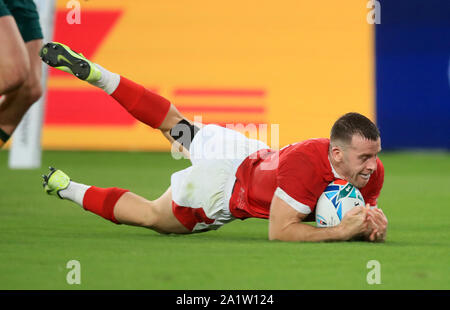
[[0, 150, 449, 290]]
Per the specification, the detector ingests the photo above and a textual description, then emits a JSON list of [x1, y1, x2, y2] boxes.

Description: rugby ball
[[315, 179, 365, 227]]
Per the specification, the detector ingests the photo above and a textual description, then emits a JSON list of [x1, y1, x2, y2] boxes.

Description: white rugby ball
[[315, 180, 365, 227]]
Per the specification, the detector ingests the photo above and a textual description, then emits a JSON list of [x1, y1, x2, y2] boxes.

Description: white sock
[[58, 181, 91, 207], [88, 64, 121, 95]]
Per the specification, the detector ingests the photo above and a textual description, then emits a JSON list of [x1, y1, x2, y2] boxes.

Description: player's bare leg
[[42, 167, 190, 234], [0, 16, 30, 94], [0, 16, 43, 147], [39, 42, 201, 157], [113, 188, 190, 234], [0, 38, 43, 145], [39, 42, 206, 234]]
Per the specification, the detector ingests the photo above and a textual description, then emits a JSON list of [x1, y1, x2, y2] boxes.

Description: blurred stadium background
[[4, 0, 450, 152], [0, 0, 449, 290]]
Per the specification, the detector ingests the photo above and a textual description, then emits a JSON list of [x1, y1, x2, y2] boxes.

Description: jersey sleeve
[[274, 151, 324, 215], [360, 158, 385, 207]]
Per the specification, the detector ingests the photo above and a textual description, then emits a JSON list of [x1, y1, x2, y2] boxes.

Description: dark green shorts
[[0, 0, 43, 42]]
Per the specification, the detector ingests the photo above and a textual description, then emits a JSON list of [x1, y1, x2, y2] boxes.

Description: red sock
[[82, 186, 129, 224], [111, 76, 171, 128]]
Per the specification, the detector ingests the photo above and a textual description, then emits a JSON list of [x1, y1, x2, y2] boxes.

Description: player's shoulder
[[280, 138, 330, 160], [374, 156, 385, 180], [372, 156, 385, 180], [278, 138, 332, 176], [376, 156, 384, 169]]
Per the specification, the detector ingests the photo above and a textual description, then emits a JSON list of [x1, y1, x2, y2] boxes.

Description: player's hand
[[366, 206, 388, 242], [339, 206, 369, 240]]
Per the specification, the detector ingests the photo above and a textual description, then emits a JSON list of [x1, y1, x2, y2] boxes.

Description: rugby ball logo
[[315, 179, 365, 227]]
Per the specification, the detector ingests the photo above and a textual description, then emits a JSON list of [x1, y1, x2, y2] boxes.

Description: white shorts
[[171, 125, 269, 232]]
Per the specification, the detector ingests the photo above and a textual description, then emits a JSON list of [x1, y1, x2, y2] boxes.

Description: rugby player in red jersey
[[40, 42, 388, 242]]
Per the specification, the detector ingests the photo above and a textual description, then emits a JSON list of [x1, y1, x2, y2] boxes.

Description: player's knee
[[159, 104, 184, 131], [140, 203, 162, 229], [0, 65, 28, 94], [17, 75, 43, 106], [170, 119, 200, 150], [26, 82, 43, 104], [140, 202, 177, 234]]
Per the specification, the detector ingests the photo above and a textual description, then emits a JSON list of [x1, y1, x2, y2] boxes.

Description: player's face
[[341, 135, 381, 188]]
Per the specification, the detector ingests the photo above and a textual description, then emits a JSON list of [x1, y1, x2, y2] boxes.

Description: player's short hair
[[330, 112, 380, 145]]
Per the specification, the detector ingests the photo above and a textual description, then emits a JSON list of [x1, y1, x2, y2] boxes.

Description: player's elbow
[[268, 221, 281, 241], [268, 218, 282, 241], [269, 228, 302, 242], [268, 229, 280, 241], [268, 222, 294, 242], [268, 232, 284, 242]]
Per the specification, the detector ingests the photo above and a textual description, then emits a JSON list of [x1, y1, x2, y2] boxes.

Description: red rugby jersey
[[228, 138, 384, 220]]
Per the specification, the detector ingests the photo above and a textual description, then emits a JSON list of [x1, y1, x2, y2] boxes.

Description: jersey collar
[[328, 155, 344, 180]]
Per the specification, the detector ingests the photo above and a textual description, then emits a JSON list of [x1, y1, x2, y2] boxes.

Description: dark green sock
[[0, 128, 10, 146]]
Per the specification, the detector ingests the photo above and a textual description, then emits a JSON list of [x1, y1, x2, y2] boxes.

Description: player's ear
[[330, 144, 344, 163]]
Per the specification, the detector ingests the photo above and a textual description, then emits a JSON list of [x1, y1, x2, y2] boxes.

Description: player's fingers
[[369, 208, 384, 221], [370, 210, 383, 222], [370, 215, 387, 235], [370, 229, 377, 241], [363, 206, 370, 220], [368, 217, 380, 231], [372, 209, 388, 227], [373, 207, 384, 216], [350, 206, 364, 216], [374, 208, 388, 225]]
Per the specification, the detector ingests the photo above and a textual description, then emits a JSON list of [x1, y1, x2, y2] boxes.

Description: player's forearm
[[269, 222, 348, 242]]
